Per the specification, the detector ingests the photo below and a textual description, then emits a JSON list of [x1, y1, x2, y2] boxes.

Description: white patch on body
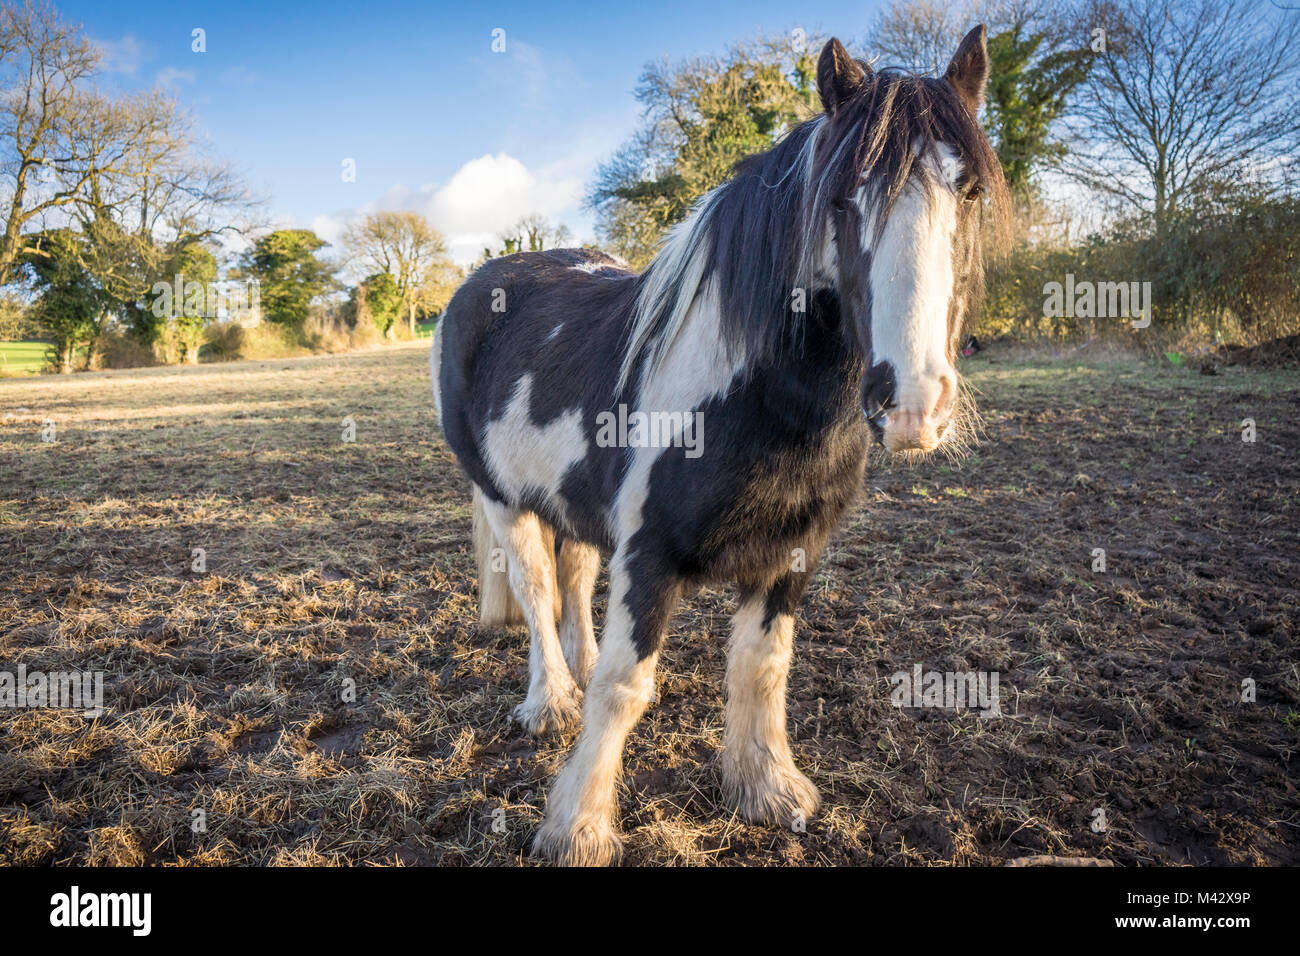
[[480, 373, 587, 519], [610, 278, 744, 547]]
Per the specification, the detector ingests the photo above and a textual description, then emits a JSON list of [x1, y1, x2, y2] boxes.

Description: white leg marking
[[479, 497, 580, 736], [720, 596, 820, 826], [533, 555, 662, 866]]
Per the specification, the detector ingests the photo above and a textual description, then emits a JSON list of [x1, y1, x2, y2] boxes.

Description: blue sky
[[62, 0, 888, 263]]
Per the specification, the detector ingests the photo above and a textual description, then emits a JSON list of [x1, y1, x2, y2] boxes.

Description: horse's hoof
[[532, 820, 623, 867], [513, 690, 581, 736], [721, 760, 821, 828]]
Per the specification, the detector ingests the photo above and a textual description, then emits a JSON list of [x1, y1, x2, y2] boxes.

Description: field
[[0, 341, 53, 376], [1, 341, 1297, 866]]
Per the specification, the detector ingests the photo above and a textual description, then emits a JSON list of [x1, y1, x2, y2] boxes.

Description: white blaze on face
[[863, 143, 962, 449]]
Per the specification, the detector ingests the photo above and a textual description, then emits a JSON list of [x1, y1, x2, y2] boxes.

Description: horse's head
[[809, 26, 1005, 455]]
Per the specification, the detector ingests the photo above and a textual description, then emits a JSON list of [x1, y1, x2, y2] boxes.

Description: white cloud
[[315, 153, 584, 268], [156, 67, 196, 88], [292, 143, 607, 277], [425, 153, 583, 263], [310, 213, 348, 247], [95, 34, 147, 74]]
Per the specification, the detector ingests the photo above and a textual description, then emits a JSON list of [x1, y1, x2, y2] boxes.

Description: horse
[[430, 26, 1006, 866]]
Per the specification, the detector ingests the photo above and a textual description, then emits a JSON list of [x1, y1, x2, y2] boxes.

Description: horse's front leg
[[533, 548, 680, 866], [720, 572, 821, 827]]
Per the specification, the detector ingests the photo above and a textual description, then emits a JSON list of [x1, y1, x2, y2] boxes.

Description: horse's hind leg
[[477, 496, 581, 735], [720, 574, 820, 827], [556, 539, 600, 689]]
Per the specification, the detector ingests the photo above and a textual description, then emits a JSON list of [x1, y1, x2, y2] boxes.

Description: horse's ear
[[817, 38, 866, 114], [944, 24, 989, 114]]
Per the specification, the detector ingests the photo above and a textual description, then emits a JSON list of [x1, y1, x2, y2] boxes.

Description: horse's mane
[[618, 66, 1008, 392]]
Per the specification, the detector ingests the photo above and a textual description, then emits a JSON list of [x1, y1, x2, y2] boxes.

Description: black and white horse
[[431, 27, 1006, 865]]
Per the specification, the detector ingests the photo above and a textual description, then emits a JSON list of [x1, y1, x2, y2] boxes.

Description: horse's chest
[[723, 423, 868, 548], [641, 408, 869, 584]]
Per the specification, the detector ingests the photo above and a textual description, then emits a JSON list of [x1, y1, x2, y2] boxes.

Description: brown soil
[[1, 343, 1296, 865]]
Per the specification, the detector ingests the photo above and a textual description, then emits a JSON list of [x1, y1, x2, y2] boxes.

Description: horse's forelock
[[811, 71, 1007, 246]]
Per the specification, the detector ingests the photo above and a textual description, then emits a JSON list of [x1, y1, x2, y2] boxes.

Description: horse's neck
[[730, 290, 863, 433]]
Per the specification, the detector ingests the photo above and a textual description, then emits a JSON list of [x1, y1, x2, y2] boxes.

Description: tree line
[[588, 0, 1300, 346], [0, 1, 469, 372], [5, 0, 1296, 373]]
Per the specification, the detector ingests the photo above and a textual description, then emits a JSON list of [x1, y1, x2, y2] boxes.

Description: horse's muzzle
[[862, 363, 954, 454]]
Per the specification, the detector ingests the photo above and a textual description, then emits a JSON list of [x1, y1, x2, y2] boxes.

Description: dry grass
[[1, 341, 1296, 866]]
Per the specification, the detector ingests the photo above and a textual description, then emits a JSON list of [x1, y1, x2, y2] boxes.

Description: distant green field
[[0, 340, 52, 375]]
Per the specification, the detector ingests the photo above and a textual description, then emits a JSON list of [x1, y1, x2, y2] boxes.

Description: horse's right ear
[[817, 38, 866, 114]]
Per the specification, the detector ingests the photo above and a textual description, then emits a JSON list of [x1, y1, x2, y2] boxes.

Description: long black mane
[[622, 66, 1007, 385]]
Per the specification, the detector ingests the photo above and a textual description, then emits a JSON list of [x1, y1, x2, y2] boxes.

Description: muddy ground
[[1, 341, 1296, 865]]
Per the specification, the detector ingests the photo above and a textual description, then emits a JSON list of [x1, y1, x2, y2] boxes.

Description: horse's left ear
[[944, 24, 989, 114]]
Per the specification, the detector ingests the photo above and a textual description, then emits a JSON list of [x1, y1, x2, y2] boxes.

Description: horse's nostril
[[864, 396, 895, 423], [860, 361, 898, 422]]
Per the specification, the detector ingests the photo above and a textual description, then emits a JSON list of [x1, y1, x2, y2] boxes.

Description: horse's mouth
[[865, 408, 952, 454]]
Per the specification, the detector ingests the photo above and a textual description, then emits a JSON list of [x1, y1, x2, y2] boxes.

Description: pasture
[[0, 341, 53, 376], [0, 341, 1296, 865]]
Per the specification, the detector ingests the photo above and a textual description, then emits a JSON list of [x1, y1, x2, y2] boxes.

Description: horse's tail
[[473, 485, 524, 626], [472, 485, 565, 627], [429, 318, 445, 429]]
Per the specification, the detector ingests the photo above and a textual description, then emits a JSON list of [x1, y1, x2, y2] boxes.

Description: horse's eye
[[964, 184, 983, 203]]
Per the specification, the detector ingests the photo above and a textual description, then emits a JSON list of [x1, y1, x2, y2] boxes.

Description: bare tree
[[343, 211, 451, 333], [865, 0, 1054, 72], [69, 91, 254, 338], [1064, 0, 1300, 228], [498, 213, 572, 253], [867, 0, 982, 73], [1, 0, 255, 349], [0, 0, 100, 285]]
